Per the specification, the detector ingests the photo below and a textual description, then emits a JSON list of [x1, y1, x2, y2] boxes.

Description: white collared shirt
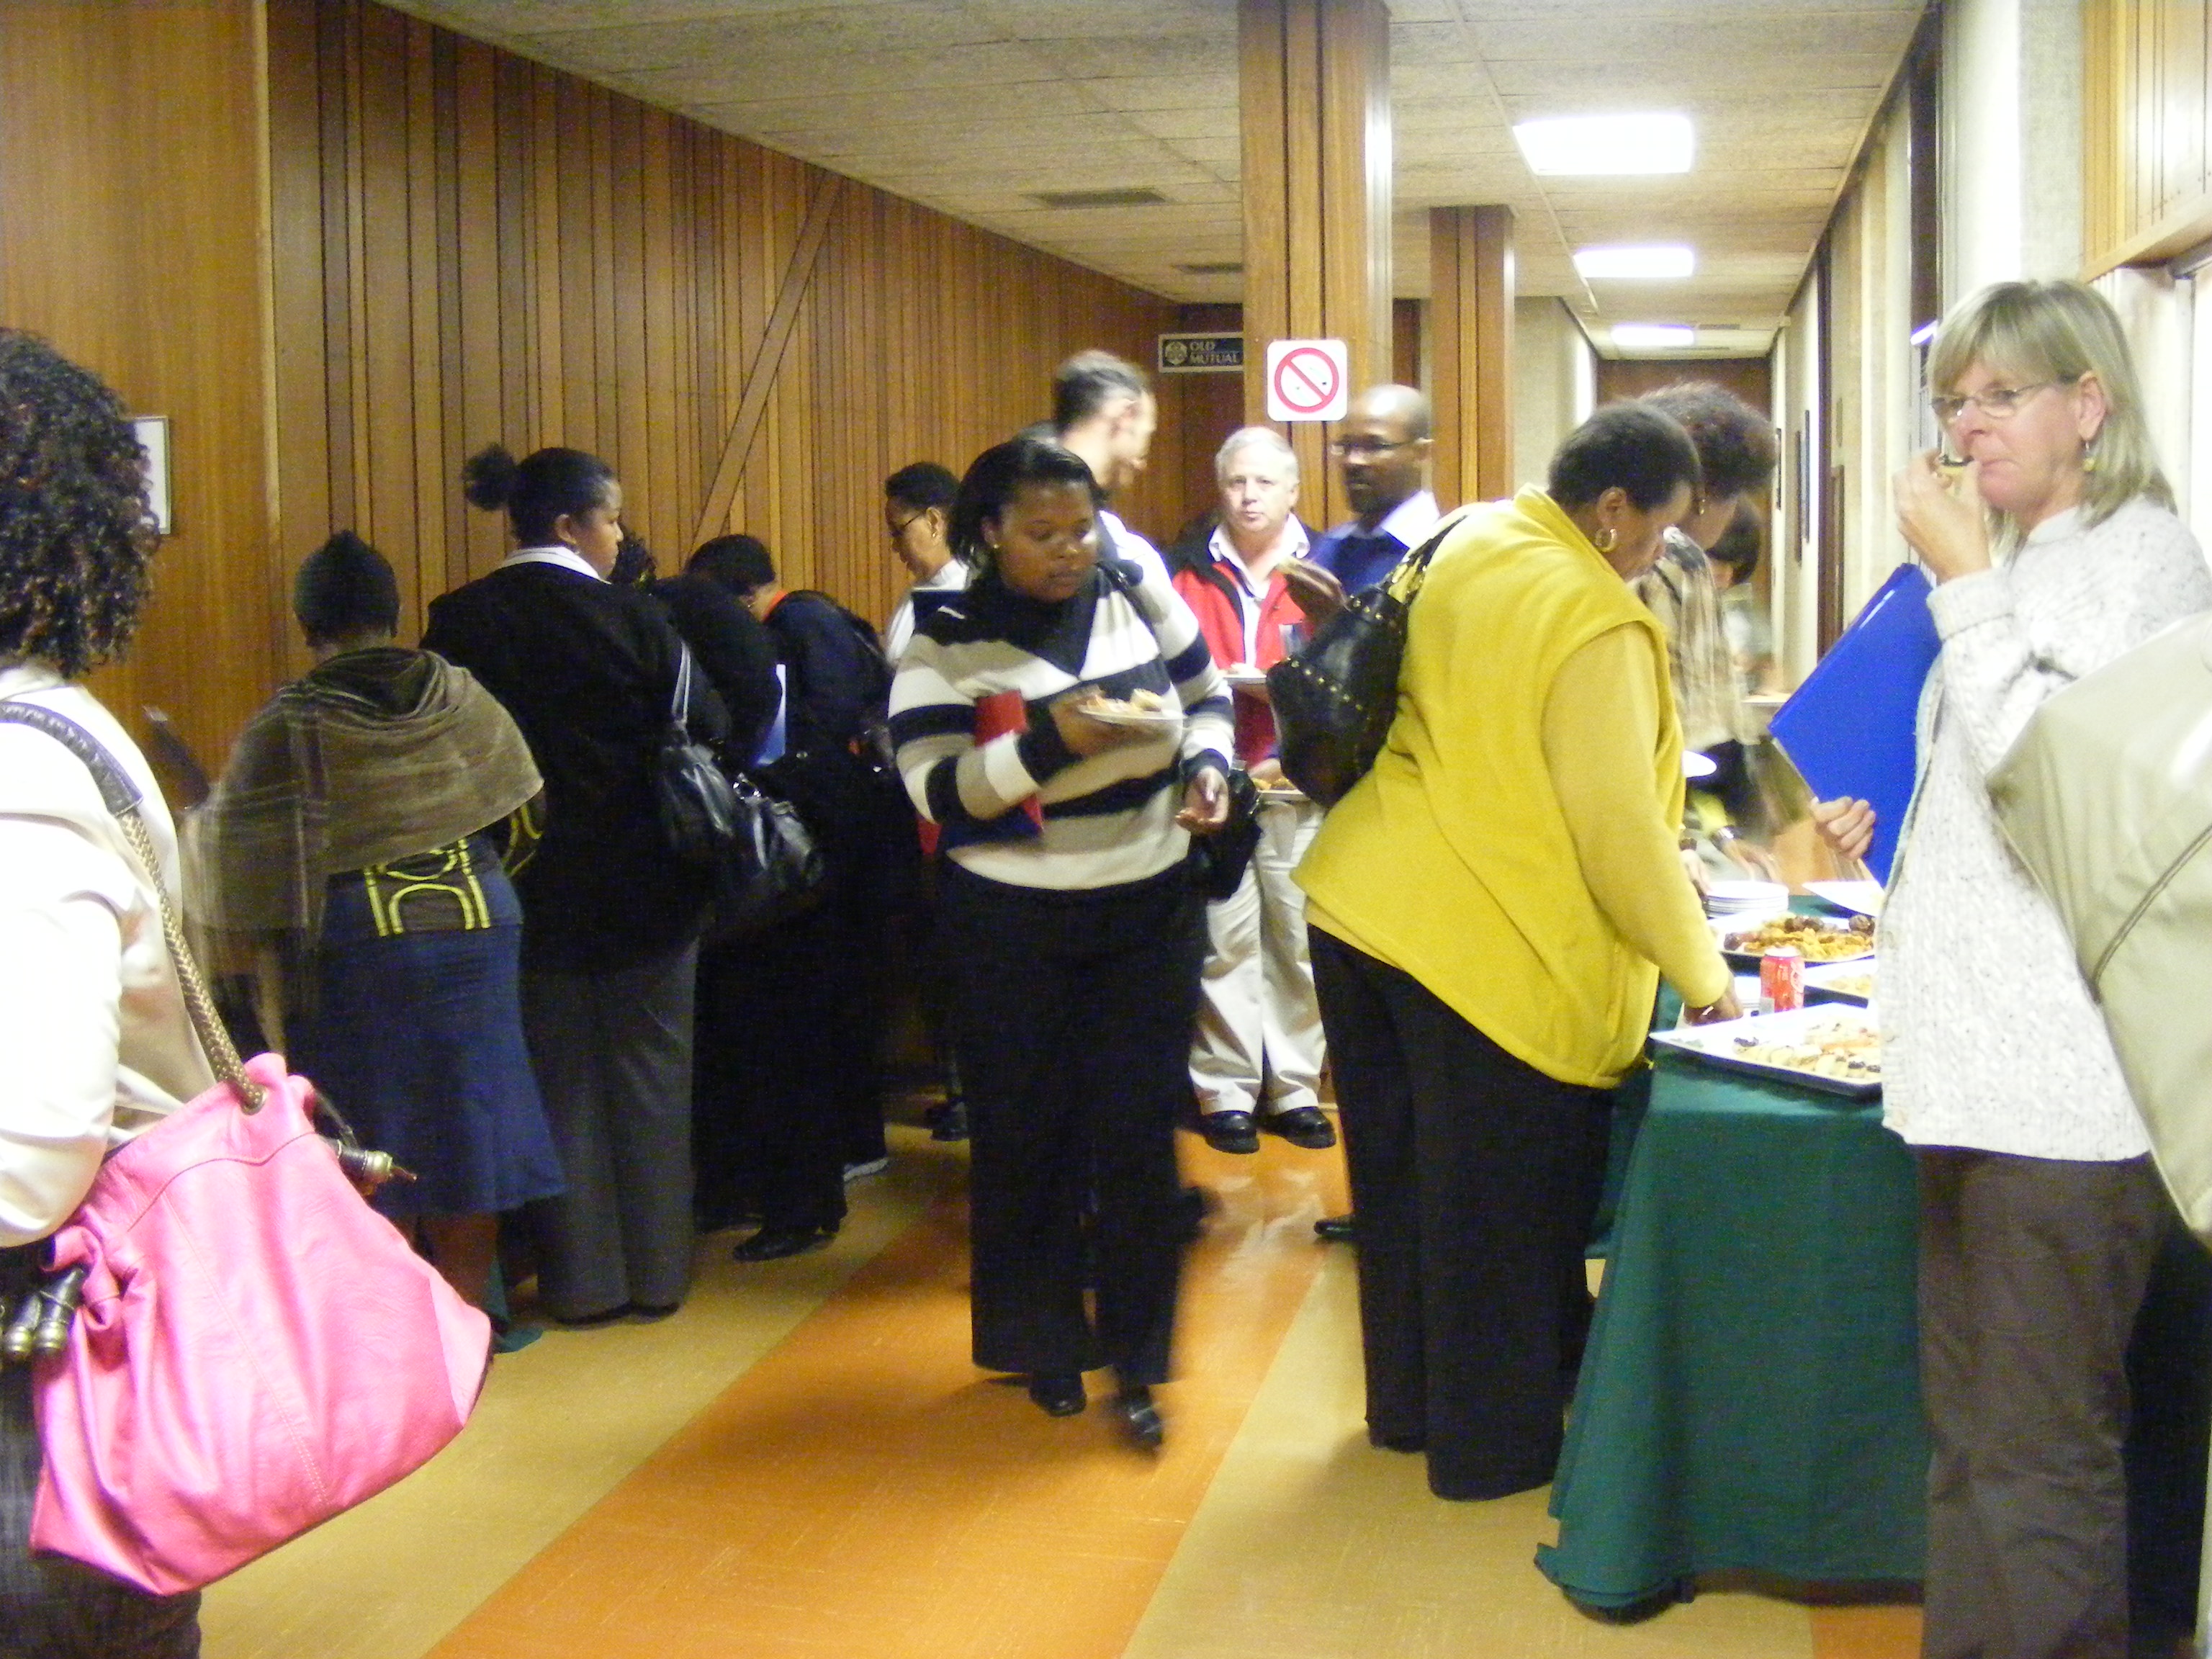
[[886, 559, 972, 663], [503, 544, 606, 582], [1204, 520, 1311, 665], [1375, 489, 1442, 548], [1097, 508, 1171, 588]]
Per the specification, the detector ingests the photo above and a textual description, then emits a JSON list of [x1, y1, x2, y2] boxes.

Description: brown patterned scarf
[[184, 647, 541, 1002]]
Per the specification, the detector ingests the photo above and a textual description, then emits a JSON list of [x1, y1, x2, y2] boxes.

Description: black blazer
[[423, 559, 725, 972], [651, 572, 781, 765]]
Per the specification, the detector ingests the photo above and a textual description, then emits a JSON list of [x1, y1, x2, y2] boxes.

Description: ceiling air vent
[[1176, 261, 1244, 275], [1030, 187, 1169, 210]]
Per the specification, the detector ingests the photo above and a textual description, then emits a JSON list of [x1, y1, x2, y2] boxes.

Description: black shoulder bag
[[655, 644, 741, 866], [1264, 508, 1470, 806]]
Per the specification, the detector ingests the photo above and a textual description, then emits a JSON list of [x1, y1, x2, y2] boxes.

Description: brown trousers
[[1917, 1147, 2171, 1659]]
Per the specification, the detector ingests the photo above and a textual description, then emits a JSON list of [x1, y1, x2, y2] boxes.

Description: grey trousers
[[1, 1251, 200, 1658], [520, 942, 699, 1319], [1917, 1147, 2170, 1659]]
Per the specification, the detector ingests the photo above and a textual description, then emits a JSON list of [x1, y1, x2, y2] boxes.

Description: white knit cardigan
[[1881, 499, 2212, 1161]]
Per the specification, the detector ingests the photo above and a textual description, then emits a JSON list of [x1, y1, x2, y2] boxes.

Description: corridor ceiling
[[389, 0, 1930, 355]]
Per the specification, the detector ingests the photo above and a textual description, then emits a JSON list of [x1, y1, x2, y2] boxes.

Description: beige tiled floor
[[199, 1123, 1920, 1659], [1125, 1253, 1820, 1659]]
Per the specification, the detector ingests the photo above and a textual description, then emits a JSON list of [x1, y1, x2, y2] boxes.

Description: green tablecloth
[[1537, 1049, 1928, 1607]]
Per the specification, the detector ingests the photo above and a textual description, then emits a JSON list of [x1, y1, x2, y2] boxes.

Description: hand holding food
[[1051, 688, 1165, 756], [1177, 767, 1231, 835], [1280, 557, 1346, 629], [1895, 451, 1992, 583], [1811, 796, 1876, 863]]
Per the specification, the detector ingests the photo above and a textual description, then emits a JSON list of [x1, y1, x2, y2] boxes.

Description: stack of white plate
[[1704, 879, 1788, 921]]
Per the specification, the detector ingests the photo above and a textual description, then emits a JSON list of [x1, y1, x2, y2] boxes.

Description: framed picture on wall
[[131, 415, 171, 535]]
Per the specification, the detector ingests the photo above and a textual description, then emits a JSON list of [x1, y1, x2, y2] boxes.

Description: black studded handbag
[[1265, 508, 1469, 806]]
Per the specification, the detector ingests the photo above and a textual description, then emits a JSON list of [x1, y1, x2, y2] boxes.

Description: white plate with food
[[1651, 1004, 1883, 1097], [1804, 963, 1877, 1006], [1223, 667, 1272, 702], [1716, 911, 1876, 966], [1077, 690, 1182, 731]]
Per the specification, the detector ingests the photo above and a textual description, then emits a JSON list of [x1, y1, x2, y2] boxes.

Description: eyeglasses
[[1328, 436, 1416, 459], [1930, 382, 2057, 424], [887, 511, 927, 540]]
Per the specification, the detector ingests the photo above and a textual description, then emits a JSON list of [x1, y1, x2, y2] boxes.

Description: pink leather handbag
[[1, 703, 492, 1596]]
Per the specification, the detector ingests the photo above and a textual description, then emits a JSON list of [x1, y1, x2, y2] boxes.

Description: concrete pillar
[[1238, 0, 1392, 529], [1429, 204, 1516, 506]]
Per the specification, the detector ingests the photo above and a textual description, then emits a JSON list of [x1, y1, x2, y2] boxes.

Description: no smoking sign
[[1264, 338, 1349, 423]]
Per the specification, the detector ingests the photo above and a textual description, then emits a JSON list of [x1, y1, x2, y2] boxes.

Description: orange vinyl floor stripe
[[423, 1136, 1348, 1659]]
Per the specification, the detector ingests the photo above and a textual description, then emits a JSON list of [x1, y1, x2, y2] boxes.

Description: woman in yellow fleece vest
[[1297, 402, 1739, 1502]]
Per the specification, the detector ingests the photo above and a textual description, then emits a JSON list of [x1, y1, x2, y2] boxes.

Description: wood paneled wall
[[0, 1, 283, 771], [2085, 0, 2212, 274], [266, 0, 1190, 654]]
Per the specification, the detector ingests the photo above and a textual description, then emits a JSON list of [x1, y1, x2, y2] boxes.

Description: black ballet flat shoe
[[1111, 1384, 1164, 1451], [1313, 1213, 1356, 1244], [1026, 1373, 1087, 1417], [1199, 1110, 1260, 1154], [731, 1225, 836, 1263], [1264, 1106, 1338, 1149]]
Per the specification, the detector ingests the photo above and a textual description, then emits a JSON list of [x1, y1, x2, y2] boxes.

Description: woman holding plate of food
[[888, 435, 1233, 1451], [1814, 278, 2211, 1659]]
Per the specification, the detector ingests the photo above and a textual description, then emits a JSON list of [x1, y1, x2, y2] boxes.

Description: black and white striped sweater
[[889, 557, 1233, 891]]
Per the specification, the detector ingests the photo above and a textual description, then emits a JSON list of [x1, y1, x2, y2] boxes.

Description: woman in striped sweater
[[890, 436, 1233, 1450]]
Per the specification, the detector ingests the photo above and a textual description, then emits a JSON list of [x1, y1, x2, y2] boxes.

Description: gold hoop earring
[[1593, 526, 1618, 554]]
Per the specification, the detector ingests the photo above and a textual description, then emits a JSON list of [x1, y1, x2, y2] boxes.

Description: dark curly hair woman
[[0, 329, 207, 1651]]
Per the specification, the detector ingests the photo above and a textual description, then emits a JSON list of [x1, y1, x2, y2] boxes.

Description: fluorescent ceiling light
[[1574, 244, 1695, 281], [1514, 112, 1694, 176], [1611, 323, 1698, 351]]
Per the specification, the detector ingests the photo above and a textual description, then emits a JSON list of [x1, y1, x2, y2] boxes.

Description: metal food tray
[[1650, 1005, 1882, 1098], [1803, 961, 1876, 1007], [1715, 917, 1874, 970]]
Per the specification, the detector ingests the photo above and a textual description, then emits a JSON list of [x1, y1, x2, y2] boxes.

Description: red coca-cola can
[[1761, 946, 1805, 1013]]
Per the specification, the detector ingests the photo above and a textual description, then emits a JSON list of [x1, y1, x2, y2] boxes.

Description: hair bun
[[462, 443, 519, 511]]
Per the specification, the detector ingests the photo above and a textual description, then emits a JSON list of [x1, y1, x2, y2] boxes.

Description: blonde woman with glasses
[[1816, 279, 2212, 1659]]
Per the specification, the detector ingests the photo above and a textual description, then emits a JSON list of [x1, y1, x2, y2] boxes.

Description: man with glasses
[[1286, 385, 1437, 1247], [883, 462, 967, 663], [1300, 383, 1441, 604]]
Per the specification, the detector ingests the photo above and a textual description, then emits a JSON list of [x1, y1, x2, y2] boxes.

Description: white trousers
[[1191, 796, 1326, 1118]]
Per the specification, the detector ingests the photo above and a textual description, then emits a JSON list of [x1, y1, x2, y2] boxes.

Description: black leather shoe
[[929, 1100, 970, 1142], [1026, 1373, 1087, 1416], [1313, 1213, 1356, 1244], [1200, 1110, 1260, 1154], [1111, 1384, 1164, 1450], [731, 1225, 835, 1263], [1264, 1106, 1338, 1149]]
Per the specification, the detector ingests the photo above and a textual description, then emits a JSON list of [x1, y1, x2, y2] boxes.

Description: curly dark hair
[[0, 330, 158, 678], [1638, 382, 1778, 502]]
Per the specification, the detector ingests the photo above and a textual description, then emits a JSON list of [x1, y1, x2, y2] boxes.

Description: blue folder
[[1768, 563, 1940, 884]]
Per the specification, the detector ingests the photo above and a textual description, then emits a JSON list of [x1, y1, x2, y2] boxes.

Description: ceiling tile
[[385, 0, 1925, 308]]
